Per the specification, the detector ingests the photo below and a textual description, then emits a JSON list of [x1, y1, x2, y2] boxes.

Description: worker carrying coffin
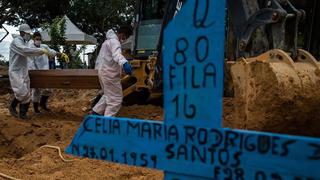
[[27, 31, 69, 114], [8, 24, 51, 120], [91, 26, 133, 117]]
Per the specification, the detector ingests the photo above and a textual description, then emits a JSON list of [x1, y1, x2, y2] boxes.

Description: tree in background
[[0, 54, 8, 66], [67, 0, 136, 69], [63, 44, 87, 69], [0, 0, 22, 26], [68, 0, 135, 35], [1, 0, 135, 35], [42, 16, 67, 51], [1, 0, 136, 68], [42, 17, 88, 69], [0, 0, 70, 28]]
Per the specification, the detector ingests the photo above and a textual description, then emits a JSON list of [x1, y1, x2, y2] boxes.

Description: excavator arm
[[142, 0, 320, 131], [227, 0, 305, 59], [226, 0, 320, 132]]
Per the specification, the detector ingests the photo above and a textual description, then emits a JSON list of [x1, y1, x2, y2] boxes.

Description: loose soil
[[0, 89, 319, 180]]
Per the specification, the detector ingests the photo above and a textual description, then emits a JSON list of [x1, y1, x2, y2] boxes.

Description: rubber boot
[[33, 102, 41, 114], [40, 96, 50, 111], [19, 103, 30, 120], [9, 98, 20, 118]]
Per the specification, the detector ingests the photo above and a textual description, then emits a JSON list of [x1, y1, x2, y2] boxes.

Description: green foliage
[[0, 54, 9, 66], [0, 0, 23, 26], [0, 60, 9, 66], [62, 45, 87, 69], [42, 17, 67, 51], [1, 0, 136, 69], [68, 0, 135, 34], [1, 0, 70, 28], [1, 0, 135, 36]]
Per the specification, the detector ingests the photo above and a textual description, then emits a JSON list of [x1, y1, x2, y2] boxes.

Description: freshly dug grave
[[0, 88, 319, 179], [0, 90, 164, 180]]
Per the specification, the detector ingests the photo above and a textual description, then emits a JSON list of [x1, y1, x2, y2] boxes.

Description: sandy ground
[[0, 90, 164, 180], [0, 89, 319, 180]]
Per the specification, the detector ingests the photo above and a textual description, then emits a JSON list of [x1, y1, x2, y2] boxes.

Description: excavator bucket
[[230, 49, 320, 135]]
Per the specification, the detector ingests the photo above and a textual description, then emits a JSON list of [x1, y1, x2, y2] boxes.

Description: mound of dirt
[[0, 87, 319, 179], [231, 57, 320, 137], [0, 90, 164, 179]]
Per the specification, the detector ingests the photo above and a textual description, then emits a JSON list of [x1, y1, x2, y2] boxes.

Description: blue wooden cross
[[66, 0, 320, 179]]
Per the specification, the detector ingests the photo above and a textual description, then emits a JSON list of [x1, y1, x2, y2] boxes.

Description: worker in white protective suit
[[8, 24, 49, 120], [28, 32, 62, 114], [91, 26, 133, 117], [89, 58, 104, 109]]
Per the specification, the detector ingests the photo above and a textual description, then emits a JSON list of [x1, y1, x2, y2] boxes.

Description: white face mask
[[34, 40, 41, 47], [23, 34, 31, 42]]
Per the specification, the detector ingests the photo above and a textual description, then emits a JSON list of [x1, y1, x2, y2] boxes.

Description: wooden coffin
[[29, 69, 100, 89]]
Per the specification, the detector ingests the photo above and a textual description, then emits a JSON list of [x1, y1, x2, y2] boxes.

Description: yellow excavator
[[225, 0, 320, 132], [127, 0, 320, 133], [28, 0, 320, 132]]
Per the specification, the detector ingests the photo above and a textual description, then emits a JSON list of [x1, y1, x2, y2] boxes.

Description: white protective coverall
[[92, 29, 128, 116], [28, 40, 57, 102], [9, 36, 45, 104], [94, 42, 104, 97]]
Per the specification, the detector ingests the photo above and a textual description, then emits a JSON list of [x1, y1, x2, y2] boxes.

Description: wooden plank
[[29, 69, 100, 89], [29, 69, 98, 76], [29, 70, 138, 90]]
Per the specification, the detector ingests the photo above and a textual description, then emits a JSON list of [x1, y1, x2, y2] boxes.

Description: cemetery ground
[[0, 89, 319, 179]]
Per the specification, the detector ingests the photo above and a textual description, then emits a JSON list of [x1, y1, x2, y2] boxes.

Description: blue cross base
[[66, 115, 320, 179]]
